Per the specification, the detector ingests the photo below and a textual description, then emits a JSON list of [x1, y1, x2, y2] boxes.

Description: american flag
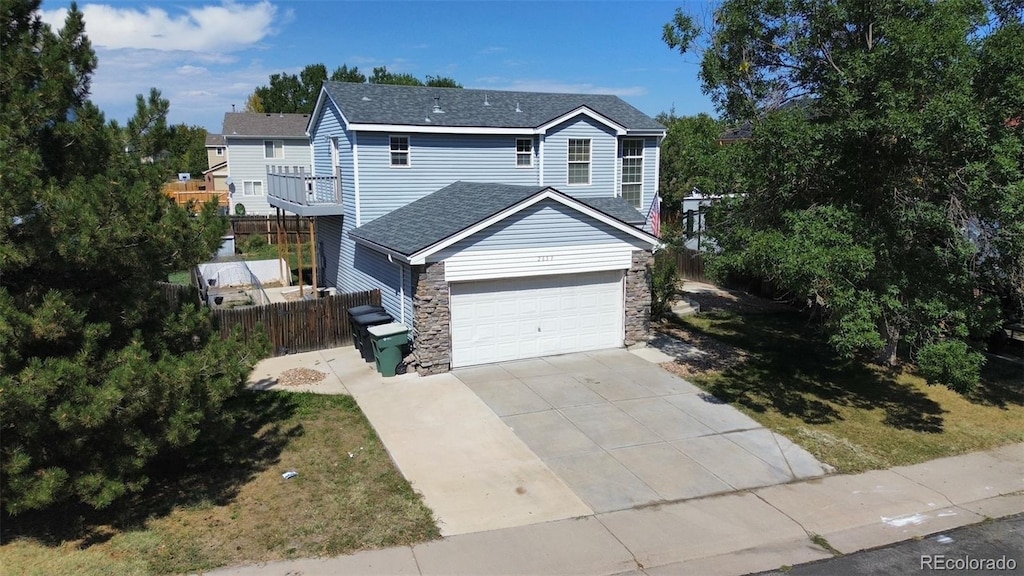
[[648, 193, 662, 238]]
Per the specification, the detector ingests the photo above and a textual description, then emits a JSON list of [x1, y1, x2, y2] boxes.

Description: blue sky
[[40, 1, 719, 133]]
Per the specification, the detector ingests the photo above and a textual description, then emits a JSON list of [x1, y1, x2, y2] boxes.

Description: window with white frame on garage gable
[[390, 135, 410, 167], [620, 138, 643, 208], [567, 138, 590, 185], [516, 138, 533, 167]]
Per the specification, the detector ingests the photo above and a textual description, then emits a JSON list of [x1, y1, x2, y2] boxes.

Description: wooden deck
[[163, 181, 228, 208]]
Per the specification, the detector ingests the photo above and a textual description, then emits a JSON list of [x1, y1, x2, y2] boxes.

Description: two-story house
[[222, 112, 312, 215], [203, 133, 229, 193], [269, 82, 665, 374]]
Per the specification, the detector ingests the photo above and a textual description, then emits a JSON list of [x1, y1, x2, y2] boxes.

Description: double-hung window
[[620, 139, 644, 208], [215, 147, 224, 156], [516, 138, 533, 167], [567, 138, 590, 185], [242, 180, 264, 196], [264, 140, 283, 159], [390, 136, 410, 167]]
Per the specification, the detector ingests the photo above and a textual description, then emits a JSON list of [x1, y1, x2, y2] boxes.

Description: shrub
[[240, 234, 268, 254], [916, 340, 985, 393], [650, 249, 679, 319]]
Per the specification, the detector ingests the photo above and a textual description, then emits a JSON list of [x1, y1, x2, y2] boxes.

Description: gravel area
[[278, 367, 328, 386]]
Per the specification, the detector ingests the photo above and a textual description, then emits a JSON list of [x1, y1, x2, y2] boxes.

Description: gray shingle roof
[[349, 182, 648, 256], [205, 133, 225, 146], [322, 82, 665, 132], [222, 113, 311, 138]]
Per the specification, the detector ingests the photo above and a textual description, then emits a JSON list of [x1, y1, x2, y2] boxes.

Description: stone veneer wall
[[406, 261, 451, 375], [624, 249, 654, 346]]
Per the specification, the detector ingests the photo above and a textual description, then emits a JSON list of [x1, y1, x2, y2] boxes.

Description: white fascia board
[[308, 89, 350, 138], [537, 107, 627, 136], [349, 234, 412, 264], [347, 123, 536, 135], [408, 188, 659, 264], [626, 128, 667, 137]]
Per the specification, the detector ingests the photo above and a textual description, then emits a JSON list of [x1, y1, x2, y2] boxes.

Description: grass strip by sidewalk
[[661, 308, 1024, 474], [0, 392, 440, 575]]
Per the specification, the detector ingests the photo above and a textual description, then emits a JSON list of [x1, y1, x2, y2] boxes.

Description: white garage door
[[450, 270, 624, 368]]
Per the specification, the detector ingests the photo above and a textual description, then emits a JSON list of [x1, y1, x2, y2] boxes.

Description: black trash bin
[[347, 304, 385, 350], [351, 311, 393, 361]]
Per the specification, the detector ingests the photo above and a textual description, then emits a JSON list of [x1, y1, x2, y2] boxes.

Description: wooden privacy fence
[[675, 248, 707, 283], [158, 281, 200, 307], [213, 289, 382, 356], [231, 215, 310, 246]]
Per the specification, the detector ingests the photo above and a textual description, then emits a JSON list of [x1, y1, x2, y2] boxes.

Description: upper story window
[[390, 135, 410, 167], [242, 180, 264, 196], [516, 138, 533, 167], [264, 140, 283, 159], [215, 147, 224, 156], [621, 138, 644, 208], [567, 138, 590, 185]]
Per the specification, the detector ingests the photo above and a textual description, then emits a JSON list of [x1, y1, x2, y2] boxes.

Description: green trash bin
[[368, 322, 409, 377]]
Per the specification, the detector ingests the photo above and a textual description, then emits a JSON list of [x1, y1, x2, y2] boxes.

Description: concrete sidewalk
[[207, 443, 1023, 576]]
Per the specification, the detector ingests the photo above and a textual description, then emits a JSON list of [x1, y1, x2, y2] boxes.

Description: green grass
[[166, 270, 191, 285], [0, 392, 440, 575], [668, 309, 1024, 474]]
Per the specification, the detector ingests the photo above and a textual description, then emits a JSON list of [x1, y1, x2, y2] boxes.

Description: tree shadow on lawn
[[1, 390, 303, 549], [968, 354, 1024, 409], [674, 310, 946, 433]]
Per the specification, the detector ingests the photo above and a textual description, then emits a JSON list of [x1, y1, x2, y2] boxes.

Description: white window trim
[[620, 138, 644, 208], [216, 147, 224, 156], [389, 135, 411, 168], [263, 140, 284, 159], [241, 180, 265, 196], [515, 137, 534, 168], [567, 138, 591, 186]]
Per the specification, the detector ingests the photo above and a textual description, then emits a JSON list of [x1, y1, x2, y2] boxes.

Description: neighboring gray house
[[268, 82, 665, 373], [222, 112, 312, 215]]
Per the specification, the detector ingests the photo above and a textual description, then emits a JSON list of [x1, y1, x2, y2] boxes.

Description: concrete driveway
[[454, 349, 830, 513]]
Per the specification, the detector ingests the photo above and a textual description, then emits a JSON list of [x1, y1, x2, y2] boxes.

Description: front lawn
[[659, 295, 1024, 474], [0, 392, 439, 575]]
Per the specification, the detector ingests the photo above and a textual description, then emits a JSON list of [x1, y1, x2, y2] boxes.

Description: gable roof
[[205, 133, 225, 147], [349, 181, 656, 264], [318, 82, 665, 134], [222, 112, 311, 138]]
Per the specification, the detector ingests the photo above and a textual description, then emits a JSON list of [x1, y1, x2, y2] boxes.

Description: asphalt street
[[752, 514, 1023, 575]]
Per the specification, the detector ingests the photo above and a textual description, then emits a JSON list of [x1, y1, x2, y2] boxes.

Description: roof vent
[[483, 94, 490, 106], [432, 96, 444, 114], [515, 101, 522, 113], [361, 96, 371, 101]]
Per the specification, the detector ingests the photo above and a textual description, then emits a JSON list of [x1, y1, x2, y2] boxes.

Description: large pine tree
[[0, 0, 259, 514]]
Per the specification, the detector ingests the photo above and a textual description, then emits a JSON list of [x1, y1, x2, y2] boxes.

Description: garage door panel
[[450, 271, 624, 367]]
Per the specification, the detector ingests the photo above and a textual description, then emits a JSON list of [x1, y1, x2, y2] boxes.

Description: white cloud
[[40, 1, 281, 52], [473, 78, 648, 98], [177, 65, 209, 76]]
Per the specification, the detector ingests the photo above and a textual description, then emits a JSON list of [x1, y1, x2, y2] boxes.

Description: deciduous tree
[[664, 0, 1024, 391]]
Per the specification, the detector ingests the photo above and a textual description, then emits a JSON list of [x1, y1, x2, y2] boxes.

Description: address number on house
[[536, 255, 555, 262]]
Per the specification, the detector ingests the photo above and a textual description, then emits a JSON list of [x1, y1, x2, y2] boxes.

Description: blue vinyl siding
[[355, 133, 540, 223], [542, 117, 617, 197], [317, 215, 343, 288], [433, 199, 650, 260], [342, 232, 412, 330], [309, 102, 352, 207], [226, 137, 311, 215]]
